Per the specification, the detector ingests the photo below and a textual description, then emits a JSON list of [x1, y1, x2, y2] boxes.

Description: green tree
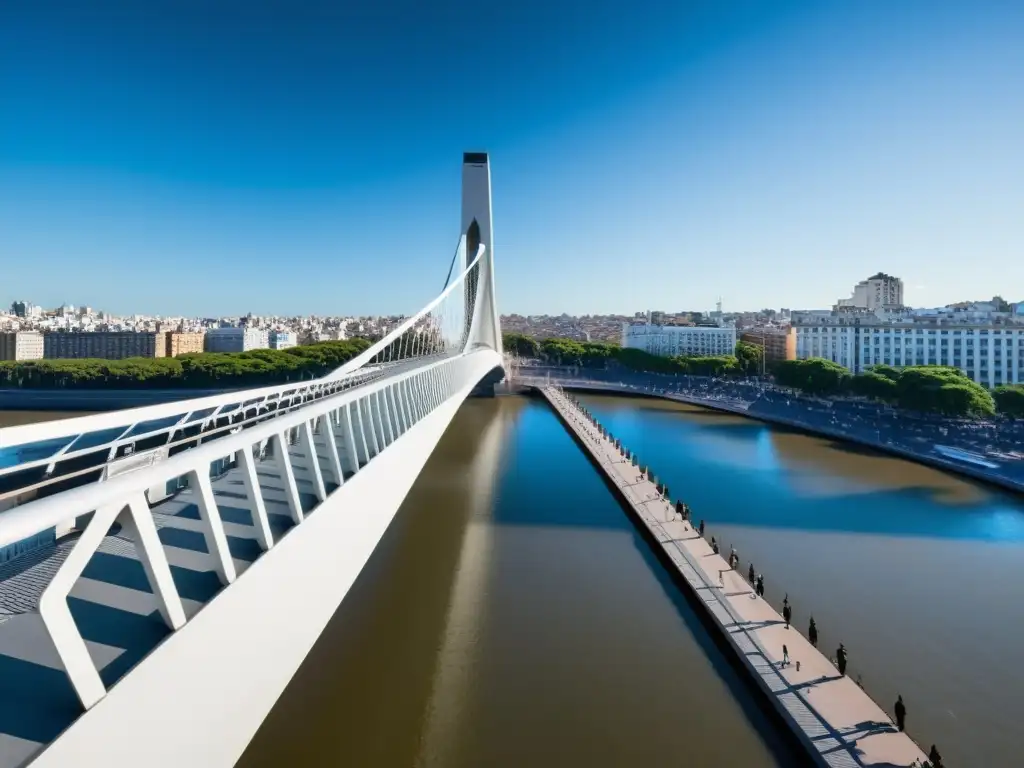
[[993, 385, 1024, 418], [539, 338, 587, 365], [848, 371, 898, 402], [894, 366, 994, 417], [0, 339, 373, 391], [502, 332, 539, 358], [734, 341, 763, 375], [774, 358, 850, 395]]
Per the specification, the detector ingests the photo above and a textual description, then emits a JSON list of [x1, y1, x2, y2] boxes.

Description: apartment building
[[740, 327, 796, 366], [269, 330, 297, 350], [0, 331, 45, 361], [837, 272, 904, 311], [164, 331, 206, 357], [205, 327, 270, 353], [43, 331, 165, 360], [794, 309, 1024, 387], [622, 322, 737, 357]]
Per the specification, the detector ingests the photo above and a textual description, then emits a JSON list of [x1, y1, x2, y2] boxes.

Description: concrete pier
[[540, 386, 931, 768]]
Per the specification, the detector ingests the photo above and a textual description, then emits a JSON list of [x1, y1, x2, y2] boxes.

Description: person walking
[[698, 519, 705, 537], [836, 643, 848, 676], [808, 616, 818, 648], [748, 563, 755, 586], [928, 744, 943, 767], [712, 538, 719, 555], [756, 574, 765, 598], [783, 601, 792, 629], [781, 644, 789, 668], [894, 695, 906, 732]]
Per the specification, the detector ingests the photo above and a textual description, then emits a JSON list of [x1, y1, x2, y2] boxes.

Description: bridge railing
[[329, 238, 483, 377], [0, 351, 476, 714], [0, 240, 484, 506]]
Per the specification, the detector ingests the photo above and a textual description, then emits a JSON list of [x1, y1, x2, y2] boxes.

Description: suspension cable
[[441, 236, 463, 291]]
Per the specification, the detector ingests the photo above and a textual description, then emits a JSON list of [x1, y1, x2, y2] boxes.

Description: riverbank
[[544, 379, 1024, 497], [0, 388, 241, 411], [540, 386, 931, 768]]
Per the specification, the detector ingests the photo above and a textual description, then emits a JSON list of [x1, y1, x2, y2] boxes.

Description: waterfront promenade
[[540, 386, 931, 768]]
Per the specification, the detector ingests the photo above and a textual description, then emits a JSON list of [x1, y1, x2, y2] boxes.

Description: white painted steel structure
[[0, 153, 503, 768]]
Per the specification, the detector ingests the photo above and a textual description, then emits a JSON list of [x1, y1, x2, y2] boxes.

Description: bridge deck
[[541, 387, 930, 768], [0, 439, 337, 768]]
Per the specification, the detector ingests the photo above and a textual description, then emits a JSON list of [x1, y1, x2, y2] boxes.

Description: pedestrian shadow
[[830, 719, 900, 739], [787, 673, 843, 692], [731, 618, 784, 630], [800, 702, 900, 766], [667, 532, 702, 542]]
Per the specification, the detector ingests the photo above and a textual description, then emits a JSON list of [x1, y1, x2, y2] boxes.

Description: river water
[[0, 411, 87, 428], [237, 396, 798, 767], [235, 393, 1023, 767], [571, 394, 1024, 768], [5, 396, 1020, 766]]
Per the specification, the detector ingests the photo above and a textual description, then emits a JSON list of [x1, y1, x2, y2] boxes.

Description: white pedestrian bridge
[[0, 154, 504, 768]]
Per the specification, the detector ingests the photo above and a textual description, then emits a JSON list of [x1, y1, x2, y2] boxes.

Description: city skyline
[[2, 2, 1023, 317], [3, 268, 1016, 322]]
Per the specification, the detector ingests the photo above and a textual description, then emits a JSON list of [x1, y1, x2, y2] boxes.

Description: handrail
[[0, 369, 388, 485], [1, 369, 339, 452], [0, 370, 388, 503], [0, 247, 485, 464], [0, 353, 468, 549], [331, 240, 484, 377]]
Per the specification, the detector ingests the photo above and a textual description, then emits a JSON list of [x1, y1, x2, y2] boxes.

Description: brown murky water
[[10, 397, 1020, 766], [0, 411, 88, 428], [237, 396, 797, 767], [563, 395, 1024, 767]]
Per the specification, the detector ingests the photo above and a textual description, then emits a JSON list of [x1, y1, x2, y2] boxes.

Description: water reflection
[[238, 397, 796, 767], [598, 397, 1023, 542], [415, 399, 506, 768], [583, 393, 1024, 767]]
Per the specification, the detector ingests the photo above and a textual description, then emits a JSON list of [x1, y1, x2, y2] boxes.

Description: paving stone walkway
[[542, 387, 930, 768]]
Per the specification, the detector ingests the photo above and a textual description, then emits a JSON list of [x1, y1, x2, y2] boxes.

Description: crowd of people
[[519, 364, 1024, 488]]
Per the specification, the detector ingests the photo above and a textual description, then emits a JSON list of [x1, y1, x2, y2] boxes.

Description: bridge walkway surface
[[540, 387, 930, 768], [0, 434, 338, 768]]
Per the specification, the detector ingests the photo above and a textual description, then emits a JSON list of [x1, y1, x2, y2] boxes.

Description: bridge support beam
[[462, 152, 503, 357]]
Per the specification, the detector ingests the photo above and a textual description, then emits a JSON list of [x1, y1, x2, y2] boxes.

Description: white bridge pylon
[[0, 154, 504, 768]]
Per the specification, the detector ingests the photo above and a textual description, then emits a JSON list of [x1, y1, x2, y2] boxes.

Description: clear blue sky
[[2, 1, 1022, 318]]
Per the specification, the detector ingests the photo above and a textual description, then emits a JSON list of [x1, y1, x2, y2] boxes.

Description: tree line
[[503, 332, 764, 376], [773, 358, 1024, 419], [504, 332, 1024, 419], [0, 339, 373, 390]]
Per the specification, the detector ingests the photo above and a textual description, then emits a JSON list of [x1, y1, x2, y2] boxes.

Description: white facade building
[[0, 331, 44, 361], [795, 314, 1024, 387], [204, 327, 270, 353], [622, 323, 737, 357], [269, 330, 296, 350], [837, 273, 904, 311]]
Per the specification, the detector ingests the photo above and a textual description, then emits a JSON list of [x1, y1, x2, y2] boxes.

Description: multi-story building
[[43, 331, 165, 360], [837, 272, 904, 311], [622, 323, 737, 358], [205, 327, 270, 353], [0, 331, 45, 361], [794, 308, 1024, 387], [164, 331, 206, 357], [740, 327, 796, 367], [269, 330, 297, 350]]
